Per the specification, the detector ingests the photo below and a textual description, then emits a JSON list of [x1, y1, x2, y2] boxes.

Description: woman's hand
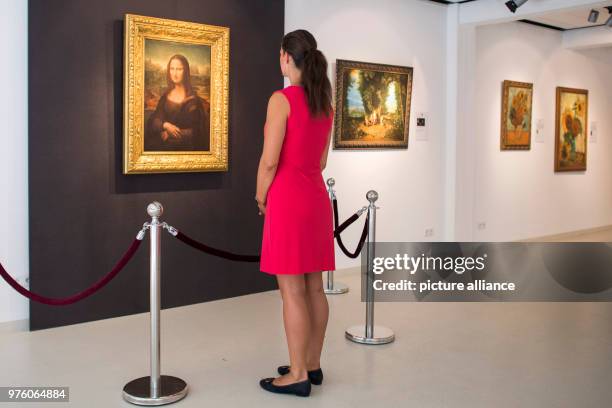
[[256, 196, 266, 216], [163, 122, 182, 139]]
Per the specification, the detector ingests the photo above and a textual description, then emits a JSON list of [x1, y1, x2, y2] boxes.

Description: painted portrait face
[[169, 58, 185, 84]]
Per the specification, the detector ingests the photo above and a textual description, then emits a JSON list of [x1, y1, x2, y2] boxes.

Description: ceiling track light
[[607, 7, 612, 28], [588, 9, 599, 23], [505, 0, 528, 13]]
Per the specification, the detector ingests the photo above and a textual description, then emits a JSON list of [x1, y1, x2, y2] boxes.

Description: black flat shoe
[[259, 377, 311, 397], [277, 365, 323, 385]]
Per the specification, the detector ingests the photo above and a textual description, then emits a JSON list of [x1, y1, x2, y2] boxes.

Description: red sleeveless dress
[[260, 85, 335, 275]]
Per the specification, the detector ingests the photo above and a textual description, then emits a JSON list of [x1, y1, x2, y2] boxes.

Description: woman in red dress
[[256, 29, 335, 397]]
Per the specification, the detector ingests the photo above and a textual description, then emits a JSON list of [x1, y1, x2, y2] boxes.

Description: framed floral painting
[[500, 80, 533, 150], [554, 87, 588, 172], [123, 14, 229, 174]]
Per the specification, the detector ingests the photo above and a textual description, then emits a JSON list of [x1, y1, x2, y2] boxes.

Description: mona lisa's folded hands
[[162, 121, 182, 139]]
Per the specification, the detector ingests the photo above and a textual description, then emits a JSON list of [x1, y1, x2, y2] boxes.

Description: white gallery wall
[[471, 22, 612, 241], [286, 0, 449, 270], [0, 0, 29, 324]]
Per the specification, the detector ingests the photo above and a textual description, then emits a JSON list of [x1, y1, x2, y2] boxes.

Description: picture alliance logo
[[372, 253, 488, 275]]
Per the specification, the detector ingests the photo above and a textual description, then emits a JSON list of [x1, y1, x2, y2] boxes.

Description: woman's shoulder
[[280, 85, 304, 95], [265, 89, 290, 119], [273, 85, 303, 96], [272, 86, 304, 107], [268, 90, 289, 109], [271, 87, 289, 98], [270, 86, 295, 103]]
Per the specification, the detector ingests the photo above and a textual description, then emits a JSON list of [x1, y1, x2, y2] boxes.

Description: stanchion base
[[345, 325, 395, 345], [123, 375, 188, 406], [324, 281, 349, 294]]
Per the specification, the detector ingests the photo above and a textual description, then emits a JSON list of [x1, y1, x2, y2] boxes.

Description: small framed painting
[[500, 80, 533, 150], [333, 59, 413, 150], [554, 87, 588, 172], [123, 14, 229, 174]]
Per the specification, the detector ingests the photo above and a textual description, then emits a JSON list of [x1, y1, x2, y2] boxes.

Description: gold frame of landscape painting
[[123, 14, 229, 174], [334, 59, 413, 150], [500, 80, 533, 150], [554, 87, 588, 172]]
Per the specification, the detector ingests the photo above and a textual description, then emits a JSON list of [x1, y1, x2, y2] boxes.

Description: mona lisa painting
[[144, 46, 210, 152], [123, 14, 229, 174]]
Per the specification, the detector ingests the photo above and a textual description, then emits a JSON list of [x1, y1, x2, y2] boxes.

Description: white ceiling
[[428, 1, 612, 30], [529, 6, 611, 29]]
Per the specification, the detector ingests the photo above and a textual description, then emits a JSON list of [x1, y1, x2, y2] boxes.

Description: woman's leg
[[274, 274, 310, 385], [304, 272, 329, 370]]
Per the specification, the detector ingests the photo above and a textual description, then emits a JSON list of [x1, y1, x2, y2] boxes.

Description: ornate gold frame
[[333, 59, 413, 150], [500, 80, 533, 151], [123, 14, 229, 174], [554, 86, 588, 172]]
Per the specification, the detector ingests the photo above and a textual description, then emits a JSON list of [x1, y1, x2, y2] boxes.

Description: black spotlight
[[607, 7, 612, 27], [505, 0, 528, 13], [588, 9, 599, 23]]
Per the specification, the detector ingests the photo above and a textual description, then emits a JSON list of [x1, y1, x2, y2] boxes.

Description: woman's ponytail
[[281, 30, 333, 118]]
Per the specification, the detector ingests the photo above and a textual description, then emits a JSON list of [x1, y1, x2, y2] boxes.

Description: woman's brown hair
[[281, 29, 332, 117]]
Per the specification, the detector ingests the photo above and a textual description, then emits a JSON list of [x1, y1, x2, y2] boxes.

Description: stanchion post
[[150, 203, 161, 398], [365, 191, 375, 338], [345, 191, 395, 345], [123, 202, 188, 406], [324, 178, 349, 295]]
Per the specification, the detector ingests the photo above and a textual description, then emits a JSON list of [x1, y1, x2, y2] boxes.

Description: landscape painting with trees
[[334, 60, 413, 149]]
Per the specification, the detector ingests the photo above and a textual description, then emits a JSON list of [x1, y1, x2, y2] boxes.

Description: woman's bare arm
[[255, 92, 289, 214], [320, 127, 332, 171]]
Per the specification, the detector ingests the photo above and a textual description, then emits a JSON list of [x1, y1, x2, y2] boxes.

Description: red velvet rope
[[333, 198, 369, 259], [174, 198, 369, 261], [175, 231, 261, 262], [0, 238, 142, 306], [334, 212, 359, 237]]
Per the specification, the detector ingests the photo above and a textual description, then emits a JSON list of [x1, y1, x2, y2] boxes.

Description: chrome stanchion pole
[[123, 202, 188, 406], [345, 191, 395, 345], [324, 178, 349, 295]]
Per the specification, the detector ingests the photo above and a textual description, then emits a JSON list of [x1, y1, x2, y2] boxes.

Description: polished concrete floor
[[1, 267, 612, 407], [524, 225, 612, 242]]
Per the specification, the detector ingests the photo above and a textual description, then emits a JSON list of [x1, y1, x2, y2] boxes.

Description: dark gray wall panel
[[29, 0, 283, 330]]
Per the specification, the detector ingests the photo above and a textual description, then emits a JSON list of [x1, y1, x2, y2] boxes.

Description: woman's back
[[260, 84, 335, 275], [275, 85, 333, 177]]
